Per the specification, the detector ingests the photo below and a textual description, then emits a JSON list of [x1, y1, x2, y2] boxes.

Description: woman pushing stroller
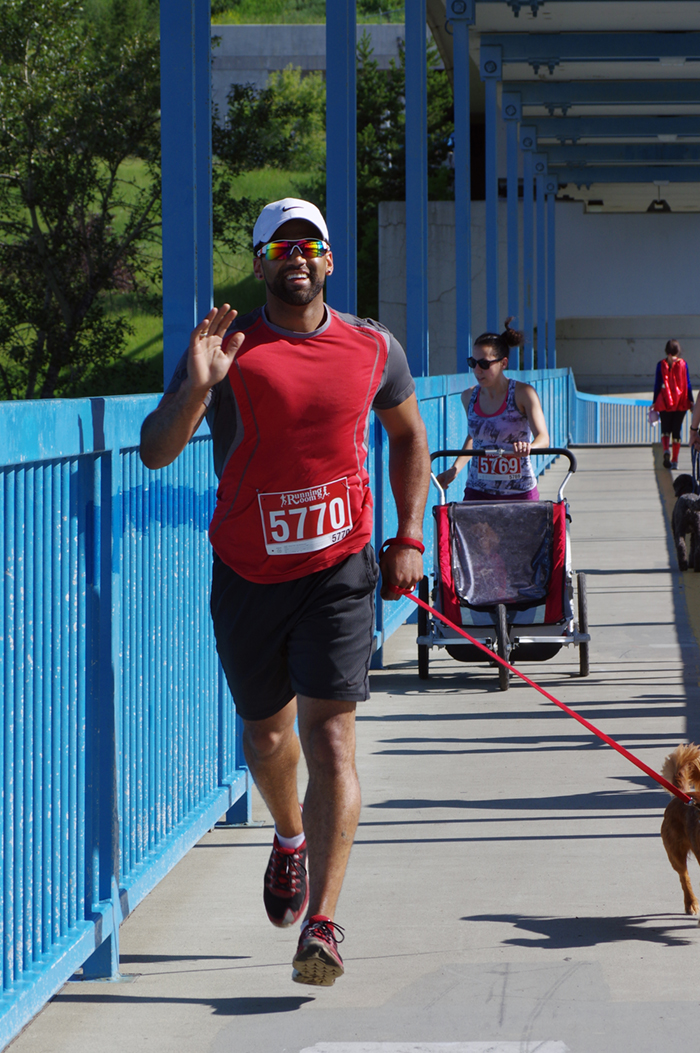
[[436, 319, 550, 500]]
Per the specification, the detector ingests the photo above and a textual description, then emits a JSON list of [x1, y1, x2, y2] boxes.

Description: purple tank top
[[465, 379, 537, 495]]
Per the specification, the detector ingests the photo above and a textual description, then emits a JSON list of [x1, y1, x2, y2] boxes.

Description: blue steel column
[[534, 155, 547, 370], [325, 0, 357, 314], [519, 126, 536, 370], [546, 176, 558, 369], [480, 44, 502, 334], [449, 0, 475, 371], [405, 0, 429, 376], [195, 0, 214, 323], [81, 450, 120, 981], [502, 92, 521, 369], [160, 0, 212, 387]]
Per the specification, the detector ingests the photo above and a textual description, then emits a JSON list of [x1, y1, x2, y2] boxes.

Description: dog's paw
[[686, 901, 700, 915]]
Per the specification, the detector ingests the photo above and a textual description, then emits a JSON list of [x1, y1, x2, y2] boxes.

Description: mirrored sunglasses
[[256, 239, 330, 261], [468, 356, 501, 370]]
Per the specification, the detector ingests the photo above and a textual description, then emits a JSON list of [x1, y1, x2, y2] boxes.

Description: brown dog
[[661, 744, 700, 917]]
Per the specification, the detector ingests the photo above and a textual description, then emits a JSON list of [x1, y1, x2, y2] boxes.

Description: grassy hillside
[[211, 0, 404, 24]]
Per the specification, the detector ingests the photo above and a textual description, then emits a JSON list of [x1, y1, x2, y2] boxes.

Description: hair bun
[[502, 317, 524, 348]]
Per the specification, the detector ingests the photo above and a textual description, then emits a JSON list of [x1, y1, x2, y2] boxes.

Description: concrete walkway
[[10, 447, 700, 1053]]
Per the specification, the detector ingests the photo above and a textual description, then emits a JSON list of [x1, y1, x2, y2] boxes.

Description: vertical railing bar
[[122, 449, 131, 877], [128, 450, 138, 872], [180, 457, 190, 815], [181, 454, 190, 813], [75, 457, 88, 929], [134, 450, 145, 865], [23, 467, 35, 970], [68, 459, 79, 931], [167, 461, 177, 831], [14, 468, 26, 977], [17, 468, 31, 974], [146, 461, 156, 851], [3, 469, 15, 987], [155, 469, 165, 842], [60, 461, 71, 938], [32, 468, 44, 959], [51, 461, 61, 945], [190, 445, 201, 801], [42, 464, 53, 953]]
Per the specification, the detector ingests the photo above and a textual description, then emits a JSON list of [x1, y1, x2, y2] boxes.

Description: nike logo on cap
[[281, 206, 300, 212]]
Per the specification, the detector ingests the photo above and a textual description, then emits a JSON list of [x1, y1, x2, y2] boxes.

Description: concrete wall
[[379, 200, 503, 377], [378, 199, 700, 392], [211, 23, 408, 114]]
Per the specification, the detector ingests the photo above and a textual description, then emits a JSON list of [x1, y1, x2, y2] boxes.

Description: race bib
[[258, 478, 353, 556], [477, 454, 522, 480]]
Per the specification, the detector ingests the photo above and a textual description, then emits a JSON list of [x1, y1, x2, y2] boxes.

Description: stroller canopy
[[449, 501, 554, 610]]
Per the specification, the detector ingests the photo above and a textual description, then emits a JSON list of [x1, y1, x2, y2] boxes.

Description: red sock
[[662, 435, 670, 451], [672, 442, 681, 463]]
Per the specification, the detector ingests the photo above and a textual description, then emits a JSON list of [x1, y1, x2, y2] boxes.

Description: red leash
[[387, 581, 691, 805]]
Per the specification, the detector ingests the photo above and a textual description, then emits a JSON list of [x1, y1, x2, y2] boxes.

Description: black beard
[[264, 268, 325, 306]]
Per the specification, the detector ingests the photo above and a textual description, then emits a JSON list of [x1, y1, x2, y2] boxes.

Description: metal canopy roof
[[451, 0, 700, 208]]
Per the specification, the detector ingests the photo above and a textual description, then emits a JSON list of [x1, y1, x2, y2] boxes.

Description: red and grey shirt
[[166, 305, 415, 583]]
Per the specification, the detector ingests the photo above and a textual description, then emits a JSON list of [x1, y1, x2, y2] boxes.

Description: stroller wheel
[[496, 604, 510, 691], [418, 575, 430, 680], [577, 572, 590, 677]]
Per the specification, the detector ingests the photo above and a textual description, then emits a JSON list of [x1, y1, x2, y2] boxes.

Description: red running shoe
[[263, 835, 309, 928], [292, 915, 345, 986]]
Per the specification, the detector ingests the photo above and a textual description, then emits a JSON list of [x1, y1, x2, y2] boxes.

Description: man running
[[139, 198, 429, 986]]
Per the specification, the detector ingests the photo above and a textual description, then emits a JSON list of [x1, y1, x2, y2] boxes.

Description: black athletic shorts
[[210, 543, 379, 721], [659, 409, 686, 441]]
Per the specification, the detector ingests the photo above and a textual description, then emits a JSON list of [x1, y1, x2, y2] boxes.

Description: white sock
[[275, 828, 305, 850]]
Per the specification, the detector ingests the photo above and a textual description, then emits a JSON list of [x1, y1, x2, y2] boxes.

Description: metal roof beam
[[553, 165, 700, 185], [481, 32, 700, 73], [533, 115, 700, 141], [543, 142, 700, 164], [507, 80, 700, 114]]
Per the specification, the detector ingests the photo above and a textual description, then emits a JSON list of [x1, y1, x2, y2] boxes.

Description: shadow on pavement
[[55, 994, 315, 1015], [462, 913, 696, 948]]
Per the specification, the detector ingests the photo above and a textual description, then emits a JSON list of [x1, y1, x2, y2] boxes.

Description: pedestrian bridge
[[3, 0, 698, 1043], [5, 434, 700, 1053], [0, 371, 691, 1048]]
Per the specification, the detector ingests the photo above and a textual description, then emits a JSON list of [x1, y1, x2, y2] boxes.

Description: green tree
[[0, 0, 161, 399], [211, 30, 454, 317], [357, 0, 404, 19], [212, 65, 326, 259]]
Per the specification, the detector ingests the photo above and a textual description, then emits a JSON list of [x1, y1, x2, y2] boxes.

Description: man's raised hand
[[186, 304, 244, 392]]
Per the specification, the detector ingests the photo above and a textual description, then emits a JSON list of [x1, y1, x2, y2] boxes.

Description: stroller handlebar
[[430, 447, 576, 471], [429, 447, 577, 504]]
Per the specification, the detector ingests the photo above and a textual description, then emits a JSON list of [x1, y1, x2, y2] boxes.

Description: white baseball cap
[[252, 198, 329, 248]]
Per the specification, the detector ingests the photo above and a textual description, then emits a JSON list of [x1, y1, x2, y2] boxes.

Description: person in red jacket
[[139, 199, 430, 988], [653, 339, 694, 469]]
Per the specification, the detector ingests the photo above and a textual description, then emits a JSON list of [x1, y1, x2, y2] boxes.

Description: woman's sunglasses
[[468, 356, 502, 370], [256, 239, 331, 261]]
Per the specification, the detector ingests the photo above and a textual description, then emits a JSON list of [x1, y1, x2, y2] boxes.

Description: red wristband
[[378, 536, 425, 560]]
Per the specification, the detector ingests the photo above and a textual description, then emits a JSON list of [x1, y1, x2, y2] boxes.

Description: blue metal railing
[[570, 389, 682, 445], [0, 396, 249, 1047], [0, 367, 663, 1045]]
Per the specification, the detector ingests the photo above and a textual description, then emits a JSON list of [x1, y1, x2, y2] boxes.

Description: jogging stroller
[[417, 447, 590, 690]]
